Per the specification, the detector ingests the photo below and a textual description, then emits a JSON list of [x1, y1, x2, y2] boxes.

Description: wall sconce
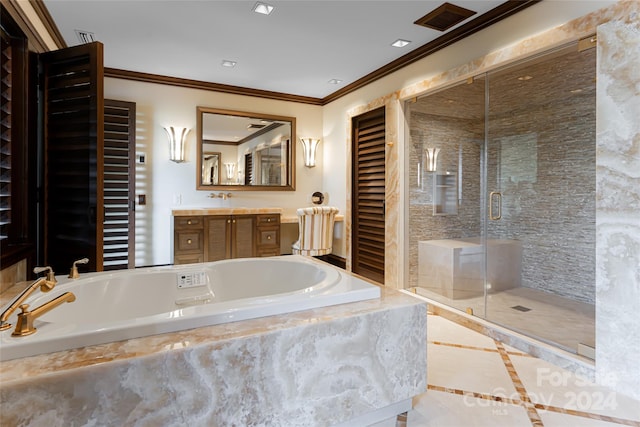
[[164, 126, 190, 163], [224, 162, 236, 182], [424, 147, 440, 172], [300, 138, 320, 167]]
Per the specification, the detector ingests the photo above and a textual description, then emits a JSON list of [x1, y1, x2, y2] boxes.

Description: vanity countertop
[[172, 208, 344, 224], [172, 207, 283, 216]]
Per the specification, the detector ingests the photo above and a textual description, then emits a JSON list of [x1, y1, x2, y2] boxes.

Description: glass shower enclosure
[[406, 41, 596, 355]]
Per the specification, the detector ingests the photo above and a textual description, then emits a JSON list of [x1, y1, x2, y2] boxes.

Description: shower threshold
[[405, 286, 596, 379]]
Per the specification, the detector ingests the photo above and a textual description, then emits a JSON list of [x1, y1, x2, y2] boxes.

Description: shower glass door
[[406, 79, 486, 315], [407, 40, 597, 355], [483, 43, 597, 353]]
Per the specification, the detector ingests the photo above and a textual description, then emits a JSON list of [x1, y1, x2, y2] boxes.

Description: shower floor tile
[[369, 313, 640, 427], [415, 286, 595, 353]]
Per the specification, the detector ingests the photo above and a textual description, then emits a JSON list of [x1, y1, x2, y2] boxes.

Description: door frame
[[346, 97, 403, 288]]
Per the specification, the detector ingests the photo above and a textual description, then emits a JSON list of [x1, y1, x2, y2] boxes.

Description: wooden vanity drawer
[[176, 230, 203, 253], [175, 216, 204, 229], [256, 214, 280, 226], [257, 228, 279, 246]]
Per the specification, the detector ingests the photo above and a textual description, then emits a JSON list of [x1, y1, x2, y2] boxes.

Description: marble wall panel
[[595, 19, 640, 402]]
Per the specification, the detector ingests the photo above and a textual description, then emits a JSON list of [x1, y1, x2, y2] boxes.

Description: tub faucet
[[68, 258, 89, 279], [11, 292, 76, 337], [0, 266, 57, 332]]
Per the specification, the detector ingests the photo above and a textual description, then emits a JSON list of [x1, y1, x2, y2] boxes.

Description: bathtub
[[0, 255, 380, 361]]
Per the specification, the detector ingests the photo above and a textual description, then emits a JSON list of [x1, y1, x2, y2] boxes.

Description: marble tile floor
[[412, 286, 595, 354], [370, 313, 640, 427]]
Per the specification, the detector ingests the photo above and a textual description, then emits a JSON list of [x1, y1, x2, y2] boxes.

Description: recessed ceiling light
[[328, 79, 343, 85], [518, 75, 533, 81], [253, 2, 274, 15], [221, 60, 237, 68], [391, 39, 411, 48]]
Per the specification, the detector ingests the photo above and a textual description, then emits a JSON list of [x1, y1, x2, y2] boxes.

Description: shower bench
[[418, 238, 522, 299]]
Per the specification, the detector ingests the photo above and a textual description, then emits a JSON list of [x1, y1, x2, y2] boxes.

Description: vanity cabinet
[[173, 213, 280, 264], [206, 215, 255, 261]]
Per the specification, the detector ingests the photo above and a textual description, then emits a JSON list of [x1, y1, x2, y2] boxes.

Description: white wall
[[104, 78, 323, 266]]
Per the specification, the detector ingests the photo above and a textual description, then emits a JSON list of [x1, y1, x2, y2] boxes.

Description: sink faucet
[[11, 292, 76, 337], [0, 266, 57, 332], [208, 192, 232, 200]]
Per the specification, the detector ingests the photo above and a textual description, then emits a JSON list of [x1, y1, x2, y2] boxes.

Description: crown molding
[[321, 0, 541, 104], [104, 68, 324, 106]]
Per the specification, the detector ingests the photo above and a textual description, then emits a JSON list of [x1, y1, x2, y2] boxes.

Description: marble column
[[595, 18, 640, 401]]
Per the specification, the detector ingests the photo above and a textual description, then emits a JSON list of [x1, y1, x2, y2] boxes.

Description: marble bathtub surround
[[0, 285, 426, 426]]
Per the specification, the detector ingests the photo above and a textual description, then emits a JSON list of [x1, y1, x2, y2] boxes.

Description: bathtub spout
[[11, 292, 76, 337], [0, 267, 57, 332]]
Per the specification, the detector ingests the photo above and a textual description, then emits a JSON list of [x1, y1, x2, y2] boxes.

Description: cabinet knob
[[267, 218, 271, 222], [233, 219, 236, 224], [227, 219, 231, 224], [187, 239, 192, 244], [187, 220, 192, 225], [267, 235, 271, 240]]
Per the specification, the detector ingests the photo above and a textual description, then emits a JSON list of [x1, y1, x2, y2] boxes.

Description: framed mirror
[[196, 107, 296, 191]]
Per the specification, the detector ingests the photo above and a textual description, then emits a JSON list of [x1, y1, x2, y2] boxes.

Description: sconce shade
[[424, 147, 440, 172], [224, 162, 236, 181], [164, 126, 190, 163], [300, 138, 320, 168]]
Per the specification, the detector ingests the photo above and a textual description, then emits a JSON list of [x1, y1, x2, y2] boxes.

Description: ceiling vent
[[414, 2, 476, 32], [74, 30, 96, 44], [247, 123, 266, 129]]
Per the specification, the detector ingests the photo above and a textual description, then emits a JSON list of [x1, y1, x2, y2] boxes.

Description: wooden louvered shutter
[[103, 99, 135, 270], [0, 30, 13, 244], [1, 15, 31, 255], [352, 107, 385, 284], [42, 42, 104, 273], [244, 153, 253, 185]]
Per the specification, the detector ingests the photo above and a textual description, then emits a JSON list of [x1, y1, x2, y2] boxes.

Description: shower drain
[[511, 305, 532, 312]]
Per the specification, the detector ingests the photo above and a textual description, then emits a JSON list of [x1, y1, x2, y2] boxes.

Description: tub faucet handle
[[69, 258, 89, 279], [0, 267, 57, 331], [33, 266, 57, 290]]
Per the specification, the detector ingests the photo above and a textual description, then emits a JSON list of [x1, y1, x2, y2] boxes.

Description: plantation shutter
[[41, 42, 104, 273], [351, 107, 385, 283], [103, 99, 135, 270]]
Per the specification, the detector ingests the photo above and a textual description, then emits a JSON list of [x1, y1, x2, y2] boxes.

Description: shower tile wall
[[408, 48, 596, 305], [486, 48, 596, 304]]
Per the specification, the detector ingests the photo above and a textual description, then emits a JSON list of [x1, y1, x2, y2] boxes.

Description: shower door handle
[[489, 191, 502, 220]]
